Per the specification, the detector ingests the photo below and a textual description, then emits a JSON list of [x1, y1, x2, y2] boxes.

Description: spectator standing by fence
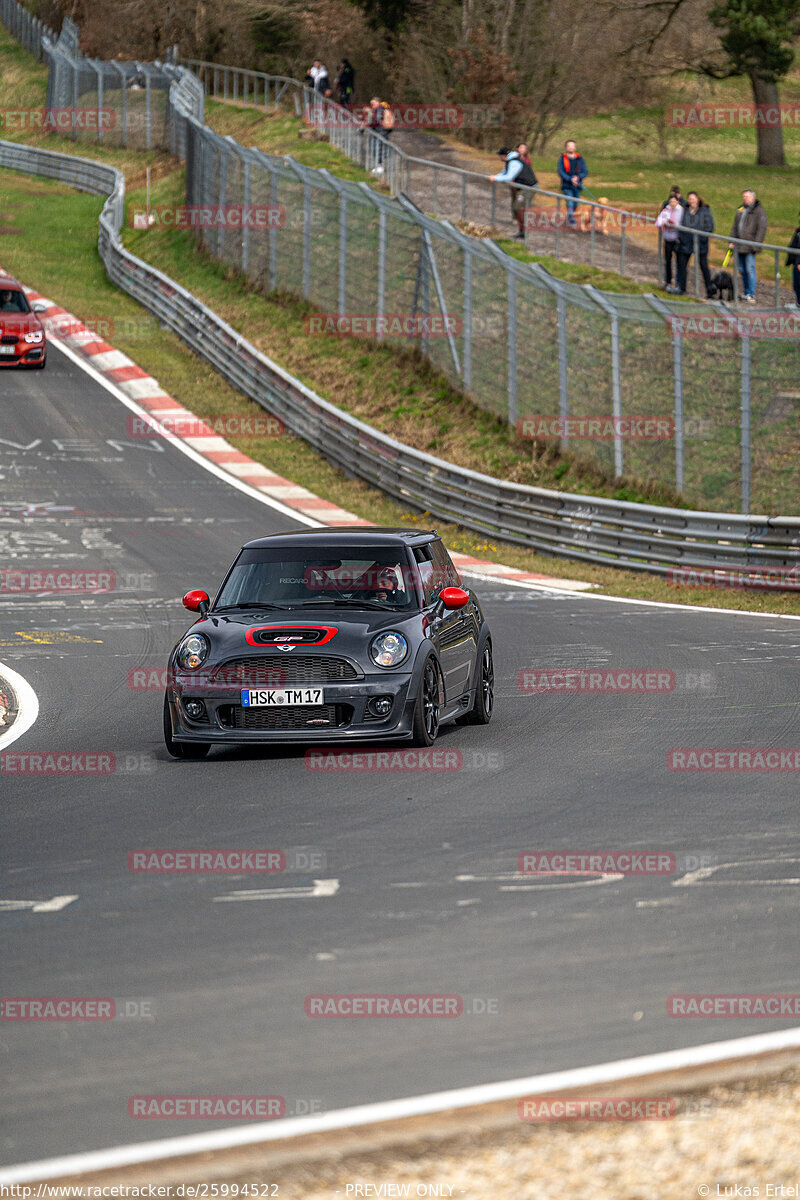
[[557, 140, 587, 229], [309, 60, 329, 93], [676, 191, 714, 297], [363, 98, 394, 174], [787, 210, 800, 310], [335, 60, 354, 109], [657, 195, 683, 292], [490, 146, 536, 239], [730, 189, 767, 303]]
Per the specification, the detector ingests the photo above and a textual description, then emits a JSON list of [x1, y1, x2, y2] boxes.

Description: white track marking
[[48, 337, 322, 529], [459, 568, 800, 619], [0, 660, 39, 751], [673, 857, 800, 887], [457, 872, 624, 890], [3, 1026, 800, 1183], [0, 895, 78, 913], [213, 879, 340, 901]]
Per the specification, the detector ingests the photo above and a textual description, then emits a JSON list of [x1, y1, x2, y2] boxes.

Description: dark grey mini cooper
[[163, 527, 494, 758]]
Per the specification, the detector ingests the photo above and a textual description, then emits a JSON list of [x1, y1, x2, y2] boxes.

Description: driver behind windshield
[[0, 289, 25, 312]]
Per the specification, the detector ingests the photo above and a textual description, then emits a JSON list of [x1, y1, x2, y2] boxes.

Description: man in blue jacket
[[557, 140, 588, 229]]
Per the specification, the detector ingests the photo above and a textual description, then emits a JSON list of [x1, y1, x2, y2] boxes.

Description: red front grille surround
[[244, 624, 338, 647]]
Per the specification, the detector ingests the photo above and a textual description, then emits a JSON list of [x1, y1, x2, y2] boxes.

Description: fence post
[[268, 168, 278, 291], [412, 237, 431, 359], [557, 292, 569, 436], [145, 66, 152, 149], [740, 333, 751, 513], [673, 321, 684, 493], [590, 205, 596, 265], [377, 209, 387, 338], [213, 146, 227, 257], [116, 62, 127, 147], [774, 248, 780, 308], [507, 271, 517, 427], [620, 213, 626, 276], [463, 242, 472, 391], [71, 57, 79, 141], [95, 62, 104, 143], [302, 182, 312, 300], [241, 156, 250, 275], [338, 190, 348, 317]]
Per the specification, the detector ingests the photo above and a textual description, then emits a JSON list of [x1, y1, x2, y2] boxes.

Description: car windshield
[[0, 289, 30, 313], [214, 546, 419, 612]]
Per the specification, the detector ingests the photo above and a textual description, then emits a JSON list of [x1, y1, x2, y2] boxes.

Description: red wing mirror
[[183, 589, 210, 615], [440, 586, 469, 610]]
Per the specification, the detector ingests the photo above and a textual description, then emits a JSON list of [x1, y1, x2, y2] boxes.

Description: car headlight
[[176, 633, 209, 670], [24, 331, 43, 344], [370, 631, 408, 668]]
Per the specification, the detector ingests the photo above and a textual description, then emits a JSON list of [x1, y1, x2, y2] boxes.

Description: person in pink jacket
[[656, 194, 684, 293]]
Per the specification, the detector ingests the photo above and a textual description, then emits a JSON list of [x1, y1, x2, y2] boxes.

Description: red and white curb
[[20, 286, 593, 592]]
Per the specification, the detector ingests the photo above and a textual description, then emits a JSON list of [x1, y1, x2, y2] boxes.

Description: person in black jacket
[[787, 211, 800, 308], [676, 192, 715, 296], [335, 60, 354, 109]]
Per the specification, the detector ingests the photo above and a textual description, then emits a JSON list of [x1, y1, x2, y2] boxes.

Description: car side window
[[413, 545, 439, 605], [429, 539, 460, 589]]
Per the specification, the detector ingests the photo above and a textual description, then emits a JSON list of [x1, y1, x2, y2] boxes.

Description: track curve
[[2, 342, 800, 1166]]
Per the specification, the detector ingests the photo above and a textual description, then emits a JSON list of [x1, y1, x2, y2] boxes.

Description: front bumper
[[166, 671, 417, 744], [0, 343, 45, 366]]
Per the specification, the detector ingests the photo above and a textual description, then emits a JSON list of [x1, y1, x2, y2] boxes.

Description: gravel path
[[224, 1069, 800, 1199]]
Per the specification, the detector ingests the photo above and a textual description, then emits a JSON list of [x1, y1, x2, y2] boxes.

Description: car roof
[[243, 526, 438, 549], [0, 278, 22, 290]]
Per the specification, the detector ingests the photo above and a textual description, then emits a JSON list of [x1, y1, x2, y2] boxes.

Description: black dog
[[709, 270, 734, 301]]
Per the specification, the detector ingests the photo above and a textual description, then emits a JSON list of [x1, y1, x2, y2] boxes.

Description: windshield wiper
[[214, 602, 289, 611], [294, 599, 399, 611]]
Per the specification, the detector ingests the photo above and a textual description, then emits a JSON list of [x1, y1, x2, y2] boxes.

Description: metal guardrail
[[179, 57, 796, 307], [0, 131, 798, 579]]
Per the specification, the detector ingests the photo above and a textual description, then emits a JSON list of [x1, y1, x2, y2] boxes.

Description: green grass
[[0, 26, 798, 612]]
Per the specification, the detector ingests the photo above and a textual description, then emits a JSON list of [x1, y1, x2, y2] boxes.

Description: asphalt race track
[[2, 342, 800, 1166]]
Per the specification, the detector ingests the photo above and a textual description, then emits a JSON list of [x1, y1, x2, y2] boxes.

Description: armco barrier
[[0, 134, 798, 579]]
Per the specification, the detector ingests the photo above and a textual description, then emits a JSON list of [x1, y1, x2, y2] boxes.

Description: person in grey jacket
[[729, 189, 767, 302], [676, 192, 714, 296]]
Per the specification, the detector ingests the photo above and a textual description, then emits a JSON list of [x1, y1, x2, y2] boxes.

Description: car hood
[[0, 314, 43, 335], [174, 608, 424, 663]]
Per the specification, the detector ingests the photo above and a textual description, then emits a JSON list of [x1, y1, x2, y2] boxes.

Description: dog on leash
[[579, 197, 612, 234], [709, 269, 734, 301]]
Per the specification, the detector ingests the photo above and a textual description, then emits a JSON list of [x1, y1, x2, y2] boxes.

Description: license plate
[[0, 346, 17, 355], [242, 687, 324, 707]]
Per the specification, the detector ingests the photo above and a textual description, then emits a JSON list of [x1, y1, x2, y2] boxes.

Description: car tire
[[410, 657, 441, 747], [463, 641, 494, 725], [32, 359, 46, 369], [163, 693, 209, 759]]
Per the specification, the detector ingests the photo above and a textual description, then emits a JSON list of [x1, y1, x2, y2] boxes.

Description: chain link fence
[[0, 0, 52, 59], [4, 8, 800, 515]]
